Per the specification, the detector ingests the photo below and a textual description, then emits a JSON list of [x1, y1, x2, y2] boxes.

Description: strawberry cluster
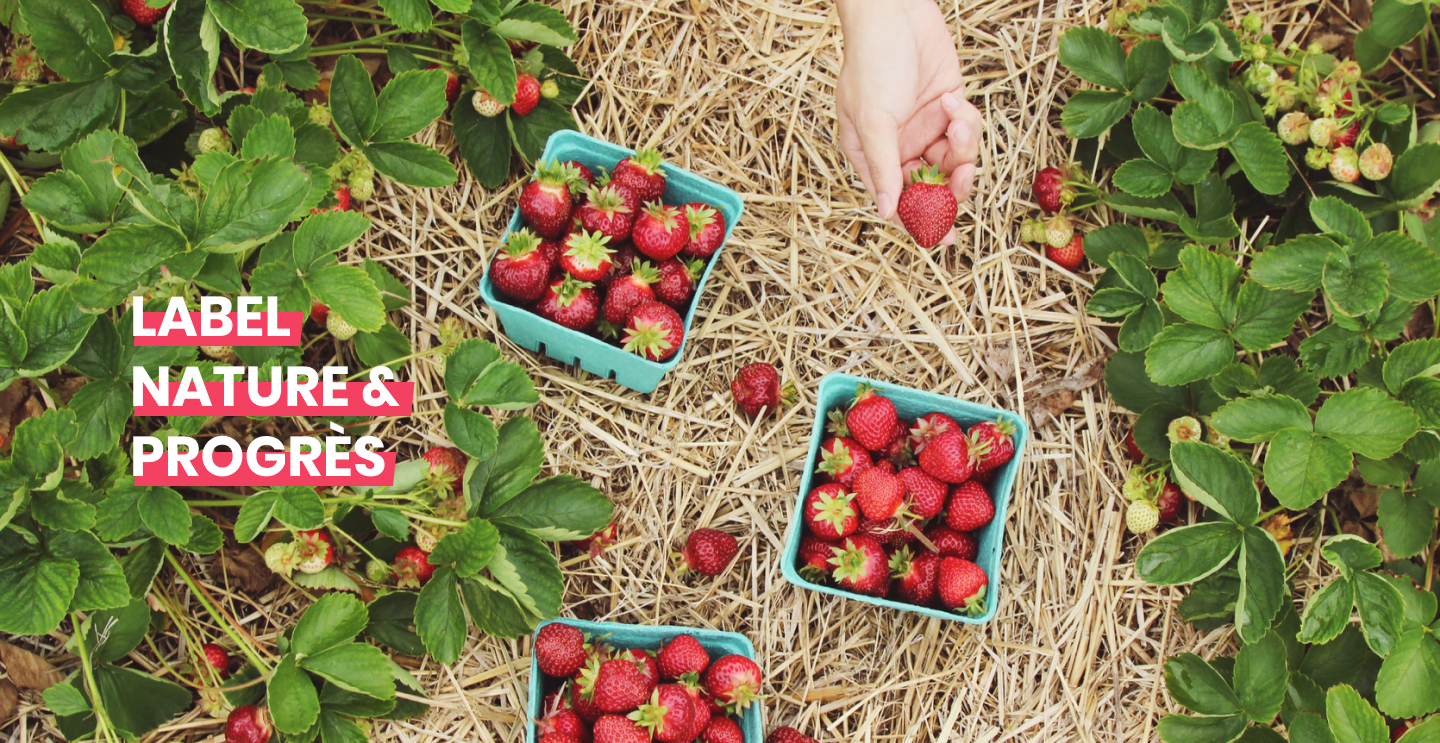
[[532, 624, 763, 743], [1119, 422, 1197, 535], [1019, 166, 1087, 271], [795, 385, 1016, 617], [490, 150, 728, 363]]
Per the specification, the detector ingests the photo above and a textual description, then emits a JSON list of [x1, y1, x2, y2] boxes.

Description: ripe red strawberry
[[846, 385, 900, 452], [577, 185, 635, 243], [122, 0, 169, 25], [632, 203, 690, 261], [537, 705, 590, 743], [766, 728, 818, 743], [968, 419, 1017, 474], [537, 276, 600, 333], [909, 412, 960, 453], [620, 648, 660, 686], [896, 165, 958, 248], [1334, 121, 1361, 148], [803, 483, 859, 540], [816, 437, 872, 488], [702, 654, 761, 713], [560, 230, 616, 282], [540, 734, 583, 743], [896, 467, 947, 519], [681, 202, 725, 259], [828, 533, 891, 596], [657, 634, 710, 681], [520, 162, 575, 239], [311, 186, 352, 214], [703, 716, 745, 743], [852, 466, 909, 521], [1033, 166, 1064, 213], [623, 300, 684, 361], [392, 546, 435, 588], [603, 261, 659, 326], [937, 557, 987, 615], [566, 161, 596, 190], [535, 622, 588, 677], [731, 362, 793, 418], [918, 430, 975, 483], [573, 658, 608, 722], [201, 643, 231, 680], [294, 529, 334, 574], [225, 705, 271, 743], [612, 149, 667, 203], [1157, 482, 1184, 523], [1124, 427, 1144, 462], [491, 229, 552, 302], [654, 257, 701, 308], [308, 300, 329, 325], [1047, 233, 1085, 270], [594, 659, 654, 713], [427, 65, 461, 104], [924, 524, 977, 560], [538, 238, 565, 269], [945, 481, 995, 532], [890, 547, 941, 605], [592, 714, 652, 743], [423, 446, 468, 494], [513, 74, 541, 115], [796, 534, 838, 582], [677, 528, 738, 577], [632, 684, 696, 743]]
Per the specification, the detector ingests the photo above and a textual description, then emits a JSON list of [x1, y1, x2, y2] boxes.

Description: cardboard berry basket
[[527, 618, 764, 743], [480, 131, 745, 394], [780, 373, 1029, 624]]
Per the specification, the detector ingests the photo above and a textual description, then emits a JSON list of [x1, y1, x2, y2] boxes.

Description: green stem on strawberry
[[341, 347, 444, 381], [165, 551, 273, 673], [71, 612, 121, 743]]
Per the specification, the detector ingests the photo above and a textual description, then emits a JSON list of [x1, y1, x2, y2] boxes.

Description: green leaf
[[1173, 95, 1236, 150], [1132, 105, 1217, 182], [1375, 629, 1440, 719], [506, 98, 578, 163], [1231, 282, 1311, 352], [1135, 521, 1242, 585], [57, 665, 190, 740], [0, 539, 77, 634], [354, 323, 411, 371], [23, 130, 132, 232], [1326, 684, 1389, 743], [1108, 191, 1188, 223], [452, 94, 514, 189], [196, 157, 311, 253], [300, 642, 395, 700], [1166, 653, 1241, 715], [292, 593, 369, 658], [1061, 90, 1132, 139], [463, 21, 518, 105], [1354, 571, 1407, 657], [493, 3, 579, 47], [1180, 173, 1241, 244], [43, 683, 90, 717], [238, 114, 295, 160], [1146, 323, 1235, 386], [486, 475, 613, 541], [1113, 158, 1174, 198], [51, 530, 129, 612], [272, 486, 325, 529], [414, 566, 468, 665], [446, 339, 539, 409], [1156, 713, 1247, 743], [1391, 143, 1440, 203], [1264, 429, 1353, 510], [472, 415, 545, 515], [377, 0, 432, 32], [164, 0, 227, 115], [1081, 223, 1150, 268], [1237, 525, 1286, 643], [1323, 535, 1385, 575], [1310, 197, 1372, 244], [1105, 349, 1196, 413], [372, 68, 448, 142], [17, 0, 113, 82], [1086, 287, 1145, 318], [363, 259, 410, 310], [1377, 490, 1435, 558], [1299, 577, 1356, 646], [1228, 122, 1291, 195], [1171, 441, 1259, 523], [31, 488, 96, 533], [0, 78, 121, 152], [330, 55, 378, 145], [120, 538, 165, 599], [1384, 338, 1440, 395], [1251, 235, 1340, 292], [137, 486, 191, 546], [1323, 250, 1389, 317], [1234, 631, 1288, 722], [428, 518, 499, 578], [1301, 325, 1371, 379], [233, 490, 278, 542], [362, 140, 457, 187], [1126, 38, 1172, 102], [364, 592, 425, 656], [83, 599, 149, 663], [305, 264, 386, 334], [292, 210, 371, 274], [72, 225, 186, 311], [487, 525, 563, 620], [18, 286, 97, 377], [444, 404, 498, 461], [1402, 377, 1440, 429], [68, 380, 131, 461], [1058, 27, 1129, 89], [183, 513, 222, 554], [1367, 232, 1440, 303], [1120, 300, 1166, 352], [267, 653, 321, 734], [1316, 387, 1421, 459], [1210, 395, 1311, 443], [207, 0, 306, 54], [461, 576, 536, 638]]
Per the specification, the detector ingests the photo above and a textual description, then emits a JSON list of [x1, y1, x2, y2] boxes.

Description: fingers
[[856, 111, 905, 220], [939, 92, 983, 166], [837, 111, 876, 198], [950, 162, 976, 203]]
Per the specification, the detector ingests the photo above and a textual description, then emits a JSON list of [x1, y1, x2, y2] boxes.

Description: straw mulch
[[0, 0, 1353, 741]]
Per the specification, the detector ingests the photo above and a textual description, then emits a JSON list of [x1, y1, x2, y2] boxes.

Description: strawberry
[[491, 229, 552, 302], [703, 717, 745, 743], [1033, 166, 1064, 213], [896, 467, 947, 519], [803, 483, 859, 540], [657, 634, 710, 681], [632, 203, 690, 261], [310, 186, 352, 214], [1392, 720, 1418, 742], [1167, 416, 1202, 444], [294, 529, 333, 574], [828, 534, 891, 596], [945, 481, 995, 532], [622, 648, 661, 686], [623, 300, 684, 361], [224, 705, 272, 743], [202, 345, 236, 361], [541, 79, 560, 98], [1334, 121, 1361, 148], [858, 515, 918, 548], [560, 230, 616, 282], [540, 238, 566, 270], [1020, 217, 1047, 243], [766, 728, 818, 743], [676, 528, 738, 577], [534, 622, 588, 678], [681, 202, 725, 259], [845, 384, 899, 452], [578, 185, 636, 242], [427, 65, 461, 104], [392, 546, 435, 588], [472, 89, 506, 117], [632, 684, 696, 743], [703, 654, 761, 713], [896, 165, 957, 248], [1360, 143, 1393, 180], [122, 0, 170, 26], [924, 524, 977, 560], [538, 703, 591, 743], [654, 257, 701, 308], [566, 161, 597, 193], [919, 430, 975, 483], [423, 446, 468, 494], [592, 715, 653, 743], [852, 466, 909, 521], [537, 276, 601, 333], [1127, 500, 1160, 534], [1329, 146, 1360, 183], [540, 734, 583, 743], [520, 161, 576, 239], [731, 362, 794, 418], [513, 74, 541, 115], [604, 261, 660, 325], [937, 557, 987, 615], [1044, 213, 1074, 248], [796, 534, 838, 582], [607, 241, 641, 278], [909, 412, 960, 453], [1309, 117, 1337, 147], [1157, 482, 1184, 523], [594, 659, 655, 713], [890, 547, 941, 606], [1047, 233, 1085, 270], [677, 685, 715, 741], [1123, 427, 1144, 463], [816, 436, 872, 488], [308, 300, 329, 325], [968, 419, 1017, 474], [577, 520, 620, 558], [201, 643, 231, 680], [1277, 111, 1311, 145], [602, 177, 643, 213], [573, 658, 608, 722], [198, 127, 231, 154], [876, 419, 911, 463], [263, 541, 299, 577], [612, 149, 668, 203]]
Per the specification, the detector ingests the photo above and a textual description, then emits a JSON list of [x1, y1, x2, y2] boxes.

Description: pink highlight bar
[[135, 451, 397, 486], [134, 382, 415, 417], [133, 312, 304, 346]]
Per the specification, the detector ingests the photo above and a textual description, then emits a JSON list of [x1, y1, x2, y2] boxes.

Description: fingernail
[[877, 192, 894, 218], [950, 121, 971, 149], [941, 92, 960, 111]]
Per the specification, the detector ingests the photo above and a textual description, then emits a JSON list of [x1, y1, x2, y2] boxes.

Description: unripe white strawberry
[[201, 345, 235, 361], [198, 127, 231, 154], [327, 313, 357, 341], [1359, 143, 1393, 180], [1020, 217, 1045, 243], [1277, 112, 1310, 145], [349, 176, 374, 202], [1331, 60, 1362, 86], [1127, 500, 1160, 534], [414, 528, 438, 553], [1309, 117, 1337, 148], [1167, 416, 1202, 444], [1305, 147, 1333, 170], [294, 530, 334, 574], [472, 89, 505, 117], [308, 104, 332, 127], [264, 541, 299, 577], [540, 79, 559, 99], [1044, 214, 1074, 248], [1329, 146, 1360, 183]]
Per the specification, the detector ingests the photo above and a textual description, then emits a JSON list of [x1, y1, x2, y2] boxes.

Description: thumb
[[856, 112, 904, 220]]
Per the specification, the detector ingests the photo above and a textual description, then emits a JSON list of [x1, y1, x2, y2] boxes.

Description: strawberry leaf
[[1228, 122, 1291, 195], [1119, 300, 1164, 352], [238, 114, 297, 160], [1375, 631, 1440, 719], [0, 78, 121, 152], [428, 518, 499, 578], [1383, 338, 1440, 395], [469, 416, 544, 516], [1210, 394, 1312, 443], [452, 98, 513, 189], [354, 323, 412, 371], [444, 339, 539, 409], [362, 140, 457, 187], [485, 475, 613, 541], [461, 575, 536, 638], [1162, 244, 1239, 329], [207, 0, 307, 55], [463, 21, 518, 105], [267, 653, 321, 734], [305, 264, 387, 333], [1310, 197, 1372, 245], [1230, 281, 1311, 351], [444, 403, 499, 461], [1164, 653, 1240, 716], [1135, 521, 1242, 585], [1390, 143, 1440, 204], [53, 665, 191, 741], [487, 525, 562, 620], [377, 0, 433, 32], [1058, 28, 1128, 89], [17, 0, 113, 82], [23, 130, 134, 233], [492, 3, 579, 47], [331, 55, 380, 145], [1250, 235, 1339, 292], [364, 592, 426, 657], [1060, 89, 1131, 139], [1366, 232, 1440, 303], [372, 68, 449, 142], [1322, 250, 1389, 317], [1315, 387, 1420, 459], [415, 566, 468, 664], [1113, 158, 1174, 198], [0, 531, 79, 634], [1236, 526, 1287, 643]]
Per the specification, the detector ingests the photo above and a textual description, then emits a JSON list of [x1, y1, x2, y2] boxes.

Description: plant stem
[[164, 551, 273, 672], [1254, 504, 1286, 525], [0, 151, 42, 234], [309, 28, 408, 51], [71, 613, 119, 743], [342, 347, 441, 381]]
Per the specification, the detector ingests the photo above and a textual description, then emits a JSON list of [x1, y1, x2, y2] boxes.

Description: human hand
[[836, 0, 982, 245]]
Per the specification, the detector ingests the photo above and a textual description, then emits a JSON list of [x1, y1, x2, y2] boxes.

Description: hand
[[836, 0, 982, 245]]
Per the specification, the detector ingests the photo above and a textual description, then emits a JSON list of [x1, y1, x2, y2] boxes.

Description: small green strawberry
[[1044, 214, 1074, 248], [1019, 217, 1045, 243], [308, 104, 332, 127], [1359, 143, 1393, 180], [1276, 112, 1310, 145], [350, 176, 375, 202], [365, 559, 391, 583], [198, 127, 231, 154], [327, 313, 357, 341], [1126, 500, 1160, 534], [1166, 416, 1202, 444], [541, 79, 560, 99]]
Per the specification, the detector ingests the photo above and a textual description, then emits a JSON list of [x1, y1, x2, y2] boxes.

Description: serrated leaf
[[330, 55, 378, 146], [1354, 571, 1406, 657], [493, 3, 579, 47], [271, 486, 325, 529], [267, 653, 321, 734], [1375, 629, 1440, 719], [1301, 325, 1371, 379], [1230, 281, 1311, 352], [305, 264, 386, 334], [1326, 684, 1389, 743], [17, 0, 112, 82], [207, 0, 306, 54], [1391, 142, 1440, 203], [428, 518, 499, 577], [1310, 197, 1372, 244], [460, 576, 536, 638], [1135, 521, 1242, 585], [378, 0, 432, 32], [1114, 158, 1175, 197], [1323, 250, 1389, 317], [292, 593, 369, 658], [300, 643, 395, 700], [1250, 235, 1339, 292], [1145, 322, 1235, 386], [487, 525, 562, 620], [362, 140, 457, 187], [1234, 631, 1288, 722], [1299, 576, 1356, 646], [1210, 394, 1311, 443], [445, 339, 539, 409], [1366, 232, 1440, 303], [1228, 122, 1291, 195], [0, 539, 78, 634], [486, 475, 613, 540], [1315, 387, 1421, 459], [1236, 526, 1287, 643], [462, 21, 518, 105], [1165, 653, 1241, 715], [1061, 89, 1132, 139], [452, 95, 513, 189], [1384, 338, 1440, 395], [1264, 429, 1353, 510], [0, 78, 121, 152], [414, 566, 468, 665], [372, 68, 449, 142], [1058, 27, 1129, 89], [1377, 490, 1435, 558], [472, 415, 545, 515], [22, 130, 132, 232]]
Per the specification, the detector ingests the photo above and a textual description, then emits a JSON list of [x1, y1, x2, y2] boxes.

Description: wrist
[[838, 0, 884, 28]]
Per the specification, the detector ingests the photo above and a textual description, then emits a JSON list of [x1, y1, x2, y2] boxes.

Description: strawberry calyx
[[564, 230, 615, 268], [502, 228, 544, 259], [643, 201, 681, 231], [629, 260, 660, 284], [811, 489, 857, 533], [534, 159, 573, 188], [586, 184, 632, 215], [850, 382, 881, 408], [827, 541, 873, 584], [910, 164, 949, 186], [685, 204, 719, 237], [954, 583, 987, 617], [816, 442, 854, 477], [629, 148, 665, 175], [825, 409, 850, 437], [552, 276, 594, 308], [888, 546, 916, 579], [622, 315, 676, 358]]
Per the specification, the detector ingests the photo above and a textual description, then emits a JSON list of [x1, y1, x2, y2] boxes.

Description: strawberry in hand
[[897, 165, 958, 248]]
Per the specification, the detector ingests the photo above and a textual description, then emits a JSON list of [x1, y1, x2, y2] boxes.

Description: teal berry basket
[[779, 373, 1029, 624], [527, 619, 764, 743], [480, 130, 745, 394]]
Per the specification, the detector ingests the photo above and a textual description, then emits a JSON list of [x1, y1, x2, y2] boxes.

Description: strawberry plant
[[1053, 1, 1440, 740]]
